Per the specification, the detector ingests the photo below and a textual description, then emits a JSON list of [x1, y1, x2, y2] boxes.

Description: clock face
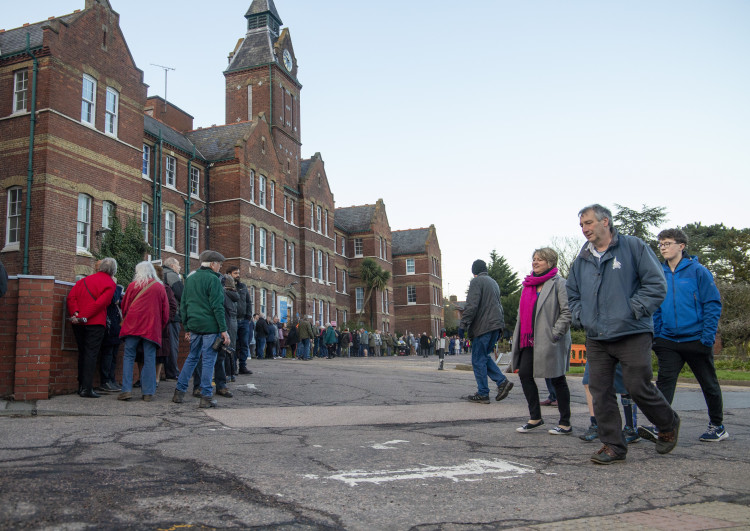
[[283, 49, 293, 72]]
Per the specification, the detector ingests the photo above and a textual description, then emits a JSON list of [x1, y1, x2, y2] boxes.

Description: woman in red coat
[[118, 261, 169, 402]]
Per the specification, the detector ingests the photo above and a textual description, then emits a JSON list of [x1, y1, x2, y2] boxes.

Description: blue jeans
[[122, 336, 157, 395], [256, 336, 267, 360], [237, 319, 250, 368], [298, 338, 311, 359], [470, 330, 506, 396], [176, 333, 219, 397]]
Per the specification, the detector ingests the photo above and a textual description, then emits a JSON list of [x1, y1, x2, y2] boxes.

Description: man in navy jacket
[[567, 204, 678, 464], [647, 228, 726, 442]]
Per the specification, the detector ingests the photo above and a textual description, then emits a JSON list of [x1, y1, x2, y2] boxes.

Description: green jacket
[[298, 319, 314, 340], [180, 267, 227, 334]]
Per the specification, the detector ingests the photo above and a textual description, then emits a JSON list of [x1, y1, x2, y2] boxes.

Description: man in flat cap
[[458, 259, 513, 403], [172, 250, 230, 408]]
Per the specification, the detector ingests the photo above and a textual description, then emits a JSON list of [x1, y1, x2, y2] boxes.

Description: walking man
[[458, 259, 513, 404], [228, 266, 253, 375], [172, 250, 230, 408], [643, 228, 726, 442], [162, 257, 184, 380], [567, 204, 679, 464]]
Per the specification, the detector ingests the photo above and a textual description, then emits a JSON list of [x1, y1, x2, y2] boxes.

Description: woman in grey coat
[[511, 248, 572, 435]]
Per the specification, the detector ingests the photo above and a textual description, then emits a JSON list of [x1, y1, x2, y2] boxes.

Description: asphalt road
[[1, 355, 749, 530]]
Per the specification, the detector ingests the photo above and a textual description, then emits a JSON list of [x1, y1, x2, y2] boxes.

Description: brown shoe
[[172, 390, 185, 404], [199, 396, 218, 408], [141, 394, 154, 402], [193, 388, 202, 398], [216, 388, 233, 398], [117, 392, 133, 401], [656, 414, 680, 454], [590, 444, 625, 465]]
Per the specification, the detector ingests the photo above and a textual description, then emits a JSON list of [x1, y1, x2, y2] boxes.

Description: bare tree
[[550, 236, 584, 278]]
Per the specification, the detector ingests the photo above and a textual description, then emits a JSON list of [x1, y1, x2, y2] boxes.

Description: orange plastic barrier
[[569, 344, 587, 366]]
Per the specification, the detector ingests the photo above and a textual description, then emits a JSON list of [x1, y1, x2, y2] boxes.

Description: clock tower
[[225, 0, 302, 174]]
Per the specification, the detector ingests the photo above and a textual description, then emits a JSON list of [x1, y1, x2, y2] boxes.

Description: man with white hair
[[172, 250, 230, 408]]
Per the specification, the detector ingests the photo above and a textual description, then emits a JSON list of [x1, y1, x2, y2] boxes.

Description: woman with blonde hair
[[511, 247, 573, 434], [118, 261, 170, 402]]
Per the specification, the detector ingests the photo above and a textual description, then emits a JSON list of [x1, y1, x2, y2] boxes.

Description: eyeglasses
[[658, 242, 682, 249]]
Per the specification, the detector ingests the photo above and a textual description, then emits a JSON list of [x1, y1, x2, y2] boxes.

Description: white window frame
[[406, 258, 415, 274], [164, 210, 176, 251], [325, 253, 329, 283], [259, 227, 267, 265], [250, 170, 255, 202], [102, 201, 115, 231], [189, 219, 199, 257], [190, 167, 200, 198], [283, 239, 288, 271], [319, 300, 324, 324], [317, 249, 323, 281], [13, 70, 28, 114], [77, 194, 92, 251], [310, 202, 314, 228], [249, 286, 255, 315], [269, 181, 275, 212], [342, 270, 346, 294], [141, 202, 149, 243], [324, 209, 329, 236], [142, 145, 151, 178], [270, 232, 276, 268], [6, 187, 22, 246], [316, 206, 322, 233], [341, 236, 346, 256], [249, 224, 256, 262], [259, 175, 266, 208], [283, 196, 287, 221], [354, 238, 363, 257], [165, 156, 176, 188], [104, 87, 118, 136], [290, 242, 295, 274], [81, 75, 96, 126], [407, 285, 417, 304], [260, 288, 267, 316], [355, 287, 364, 313], [289, 199, 295, 225]]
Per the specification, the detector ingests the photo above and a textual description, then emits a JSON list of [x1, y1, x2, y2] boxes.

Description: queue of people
[[65, 202, 727, 462]]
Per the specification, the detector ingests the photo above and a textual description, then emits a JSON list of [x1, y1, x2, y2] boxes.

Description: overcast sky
[[9, 0, 749, 297]]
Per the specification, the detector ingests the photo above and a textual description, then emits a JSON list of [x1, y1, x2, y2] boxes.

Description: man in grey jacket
[[162, 257, 184, 380], [567, 204, 679, 464], [458, 259, 513, 403]]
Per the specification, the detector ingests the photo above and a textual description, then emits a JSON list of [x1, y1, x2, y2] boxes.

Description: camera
[[211, 336, 224, 351], [220, 345, 236, 357]]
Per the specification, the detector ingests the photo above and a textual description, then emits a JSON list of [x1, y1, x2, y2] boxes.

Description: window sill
[[76, 249, 94, 258], [1, 243, 20, 253], [142, 174, 152, 181], [165, 246, 176, 253], [407, 302, 416, 306], [190, 253, 200, 259]]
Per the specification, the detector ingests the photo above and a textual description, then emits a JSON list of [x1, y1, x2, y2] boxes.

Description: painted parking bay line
[[304, 458, 535, 486]]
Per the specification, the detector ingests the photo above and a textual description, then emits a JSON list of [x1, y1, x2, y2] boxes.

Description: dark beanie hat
[[472, 259, 487, 275]]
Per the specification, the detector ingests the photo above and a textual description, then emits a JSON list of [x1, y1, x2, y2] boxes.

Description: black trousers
[[517, 347, 571, 426], [654, 338, 723, 426], [73, 325, 106, 391]]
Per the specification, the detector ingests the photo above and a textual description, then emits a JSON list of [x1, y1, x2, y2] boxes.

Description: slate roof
[[299, 159, 313, 180], [0, 14, 77, 57], [392, 228, 430, 256], [245, 0, 282, 24], [225, 30, 277, 73], [334, 205, 375, 234], [144, 115, 203, 158], [186, 122, 254, 161]]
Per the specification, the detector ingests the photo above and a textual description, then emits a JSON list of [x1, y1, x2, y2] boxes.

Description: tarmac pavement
[[1, 354, 749, 530]]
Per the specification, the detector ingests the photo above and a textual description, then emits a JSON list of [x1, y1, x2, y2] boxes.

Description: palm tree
[[358, 258, 391, 329]]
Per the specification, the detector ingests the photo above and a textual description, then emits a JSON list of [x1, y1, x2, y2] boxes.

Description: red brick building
[[0, 0, 442, 398]]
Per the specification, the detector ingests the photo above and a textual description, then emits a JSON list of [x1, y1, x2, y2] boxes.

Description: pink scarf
[[518, 267, 558, 348]]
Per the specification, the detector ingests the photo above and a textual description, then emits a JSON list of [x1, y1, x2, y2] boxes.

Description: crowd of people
[[65, 203, 728, 463]]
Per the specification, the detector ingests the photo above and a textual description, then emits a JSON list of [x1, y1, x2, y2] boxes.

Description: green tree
[[442, 296, 458, 335], [94, 215, 151, 286], [613, 203, 668, 250], [486, 250, 521, 333], [717, 281, 750, 356], [550, 236, 584, 278], [358, 258, 391, 329], [681, 223, 750, 283]]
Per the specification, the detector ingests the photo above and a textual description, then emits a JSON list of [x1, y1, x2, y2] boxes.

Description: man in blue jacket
[[567, 204, 679, 464], [642, 228, 726, 442]]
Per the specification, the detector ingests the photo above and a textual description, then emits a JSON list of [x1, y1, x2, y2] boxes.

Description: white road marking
[[370, 439, 409, 450], [308, 458, 535, 486], [245, 384, 257, 389]]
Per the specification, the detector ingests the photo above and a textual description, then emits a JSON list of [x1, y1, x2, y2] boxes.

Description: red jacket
[[66, 272, 116, 326], [120, 280, 170, 346]]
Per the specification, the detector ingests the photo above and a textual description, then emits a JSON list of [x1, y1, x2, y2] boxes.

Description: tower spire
[[245, 0, 283, 37]]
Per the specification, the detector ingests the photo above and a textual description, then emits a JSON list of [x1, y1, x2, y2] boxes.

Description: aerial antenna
[[150, 64, 175, 114]]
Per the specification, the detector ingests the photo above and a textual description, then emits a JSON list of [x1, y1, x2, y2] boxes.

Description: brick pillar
[[14, 276, 56, 400]]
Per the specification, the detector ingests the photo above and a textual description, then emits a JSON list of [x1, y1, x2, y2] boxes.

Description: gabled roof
[[186, 122, 255, 161], [245, 0, 282, 24], [0, 13, 77, 57], [392, 228, 431, 256], [334, 205, 376, 234]]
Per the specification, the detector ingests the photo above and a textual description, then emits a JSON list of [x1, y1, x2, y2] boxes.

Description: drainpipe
[[153, 132, 163, 259], [22, 33, 39, 275], [183, 145, 197, 273], [205, 162, 211, 250], [269, 64, 273, 130]]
